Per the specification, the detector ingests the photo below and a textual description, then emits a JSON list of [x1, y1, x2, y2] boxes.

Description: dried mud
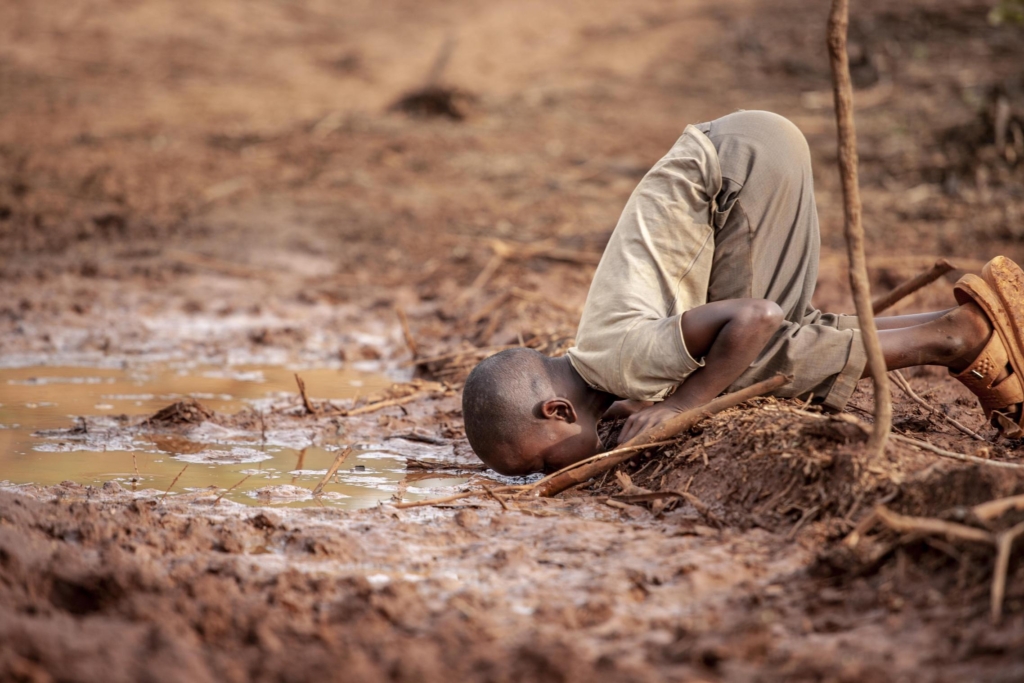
[[3, 0, 1024, 679]]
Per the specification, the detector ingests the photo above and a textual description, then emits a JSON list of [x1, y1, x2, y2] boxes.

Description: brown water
[[0, 364, 469, 508]]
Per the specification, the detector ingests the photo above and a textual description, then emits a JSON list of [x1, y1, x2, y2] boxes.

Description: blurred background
[[0, 0, 1022, 365]]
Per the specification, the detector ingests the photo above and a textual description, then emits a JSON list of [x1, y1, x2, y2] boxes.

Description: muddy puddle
[[0, 364, 471, 508]]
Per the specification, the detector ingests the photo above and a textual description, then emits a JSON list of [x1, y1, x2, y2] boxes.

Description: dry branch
[[294, 373, 317, 416], [992, 520, 1024, 623], [213, 474, 252, 505], [312, 446, 353, 496], [392, 485, 530, 509], [780, 404, 1024, 470], [875, 506, 995, 545], [855, 501, 1024, 622], [891, 433, 1024, 470], [872, 259, 956, 314], [159, 464, 189, 503], [828, 0, 891, 455], [974, 494, 1024, 522], [611, 490, 720, 525], [844, 509, 880, 548], [521, 439, 681, 499], [344, 391, 434, 417], [395, 306, 419, 358], [531, 374, 789, 498], [483, 485, 510, 511], [890, 370, 987, 441]]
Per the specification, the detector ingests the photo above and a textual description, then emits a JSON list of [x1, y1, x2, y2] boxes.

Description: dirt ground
[[3, 0, 1024, 680]]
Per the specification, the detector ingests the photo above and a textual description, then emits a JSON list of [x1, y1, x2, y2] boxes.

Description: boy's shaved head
[[462, 348, 552, 474]]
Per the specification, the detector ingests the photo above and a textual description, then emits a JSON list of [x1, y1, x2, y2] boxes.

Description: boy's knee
[[738, 299, 785, 337]]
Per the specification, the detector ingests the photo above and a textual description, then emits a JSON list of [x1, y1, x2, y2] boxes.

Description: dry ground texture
[[3, 0, 1024, 680]]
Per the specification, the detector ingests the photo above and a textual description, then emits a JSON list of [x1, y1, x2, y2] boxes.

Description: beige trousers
[[694, 110, 865, 410]]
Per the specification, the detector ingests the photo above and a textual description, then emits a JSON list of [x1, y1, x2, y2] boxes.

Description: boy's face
[[522, 403, 603, 473]]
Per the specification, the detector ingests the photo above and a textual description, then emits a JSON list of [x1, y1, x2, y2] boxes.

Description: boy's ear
[[540, 398, 578, 423]]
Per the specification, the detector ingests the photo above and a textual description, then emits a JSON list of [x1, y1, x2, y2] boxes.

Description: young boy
[[462, 110, 1024, 476]]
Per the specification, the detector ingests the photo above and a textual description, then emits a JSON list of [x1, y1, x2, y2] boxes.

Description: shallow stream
[[0, 364, 469, 508]]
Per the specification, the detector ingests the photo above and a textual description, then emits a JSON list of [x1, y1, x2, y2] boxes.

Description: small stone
[[454, 509, 478, 529]]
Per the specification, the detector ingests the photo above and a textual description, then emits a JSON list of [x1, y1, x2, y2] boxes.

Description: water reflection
[[0, 365, 471, 508]]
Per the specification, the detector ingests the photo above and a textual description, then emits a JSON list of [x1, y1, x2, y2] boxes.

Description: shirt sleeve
[[616, 314, 705, 401]]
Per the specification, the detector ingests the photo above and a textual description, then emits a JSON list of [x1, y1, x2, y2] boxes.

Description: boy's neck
[[548, 355, 616, 418]]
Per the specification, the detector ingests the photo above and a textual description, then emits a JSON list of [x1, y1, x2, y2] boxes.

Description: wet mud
[[3, 0, 1024, 679]]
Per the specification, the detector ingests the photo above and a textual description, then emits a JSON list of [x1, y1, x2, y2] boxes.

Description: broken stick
[[212, 474, 252, 505], [294, 373, 317, 415], [392, 484, 530, 509], [875, 505, 994, 545], [872, 258, 956, 315], [890, 369, 986, 442], [395, 306, 419, 358], [312, 446, 353, 496], [159, 464, 189, 504], [992, 520, 1024, 624], [344, 391, 433, 417], [828, 0, 891, 456], [974, 494, 1024, 522], [532, 374, 790, 498]]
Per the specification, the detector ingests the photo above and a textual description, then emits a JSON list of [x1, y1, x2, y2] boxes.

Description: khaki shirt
[[566, 125, 722, 401]]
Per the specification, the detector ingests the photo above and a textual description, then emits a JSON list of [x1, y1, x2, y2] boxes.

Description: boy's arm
[[617, 298, 785, 444], [602, 399, 652, 420]]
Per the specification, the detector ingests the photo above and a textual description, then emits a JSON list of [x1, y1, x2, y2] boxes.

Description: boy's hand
[[617, 403, 682, 444]]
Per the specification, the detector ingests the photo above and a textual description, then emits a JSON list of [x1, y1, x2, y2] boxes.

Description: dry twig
[[344, 391, 434, 417], [992, 520, 1024, 623], [844, 509, 880, 548], [395, 306, 419, 358], [294, 373, 317, 416], [778, 405, 1024, 470], [852, 501, 1024, 622], [890, 370, 987, 441], [875, 505, 995, 545], [159, 464, 189, 503], [611, 490, 720, 525], [975, 494, 1024, 521], [828, 0, 891, 455], [872, 259, 956, 314], [483, 485, 511, 511], [312, 446, 353, 496], [891, 433, 1024, 470], [392, 485, 530, 509], [523, 439, 681, 498], [212, 474, 252, 505]]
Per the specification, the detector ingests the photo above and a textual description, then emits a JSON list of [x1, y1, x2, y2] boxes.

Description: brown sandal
[[953, 265, 1024, 436]]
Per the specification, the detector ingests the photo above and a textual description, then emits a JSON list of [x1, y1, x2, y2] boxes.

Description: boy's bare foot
[[946, 302, 996, 374]]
